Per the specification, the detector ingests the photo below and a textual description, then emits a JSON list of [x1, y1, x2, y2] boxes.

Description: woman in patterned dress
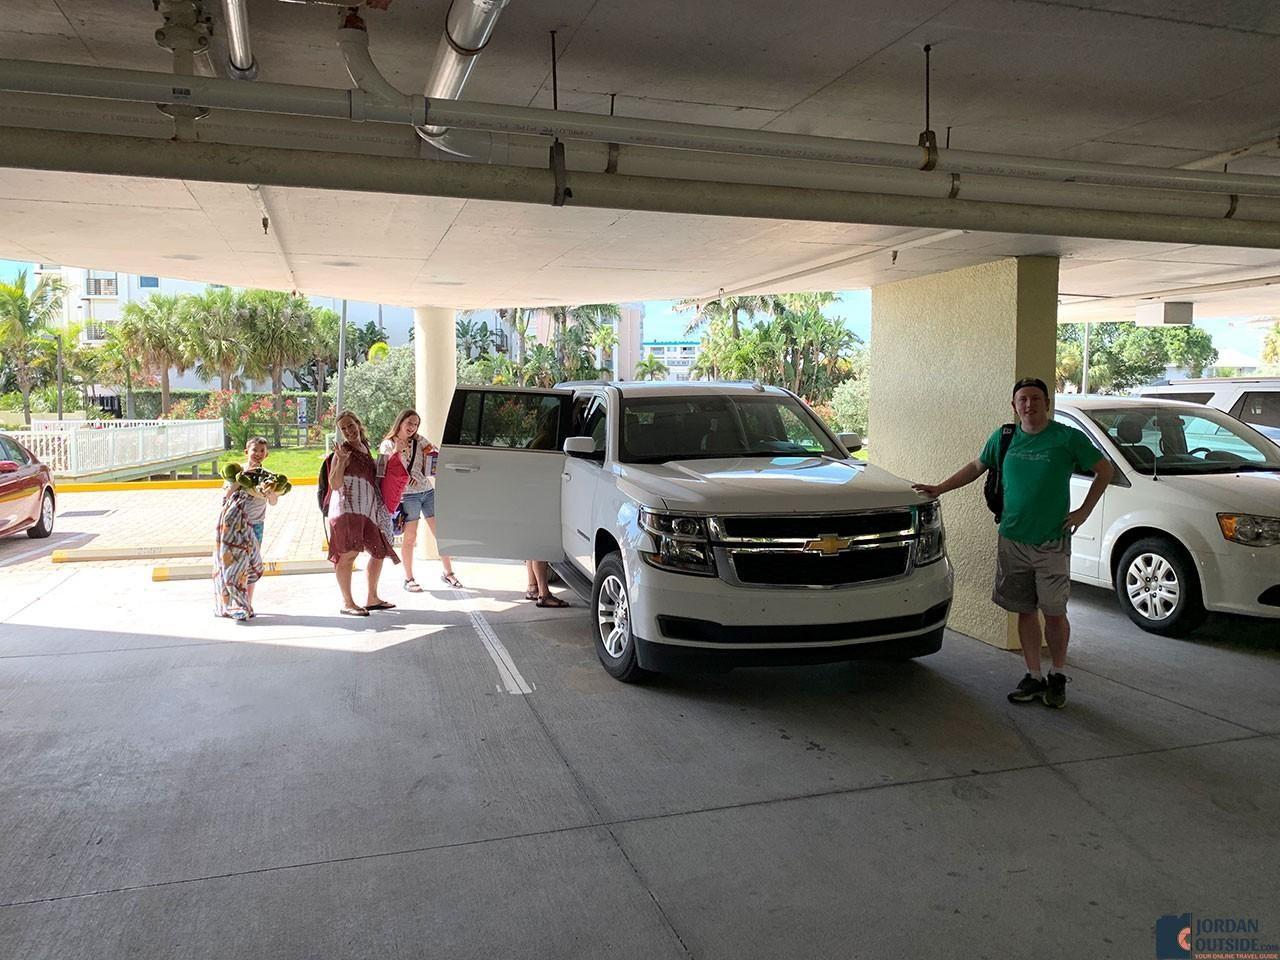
[[213, 437, 277, 621], [326, 411, 400, 616]]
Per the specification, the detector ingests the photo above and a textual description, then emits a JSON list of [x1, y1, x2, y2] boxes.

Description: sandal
[[365, 601, 396, 611], [536, 594, 570, 608], [340, 606, 369, 617], [525, 586, 540, 600], [441, 572, 464, 588], [404, 579, 424, 593]]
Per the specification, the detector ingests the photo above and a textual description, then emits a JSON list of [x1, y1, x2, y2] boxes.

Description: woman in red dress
[[326, 410, 399, 616]]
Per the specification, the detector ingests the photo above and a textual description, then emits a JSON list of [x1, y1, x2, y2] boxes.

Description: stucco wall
[[870, 257, 1058, 648]]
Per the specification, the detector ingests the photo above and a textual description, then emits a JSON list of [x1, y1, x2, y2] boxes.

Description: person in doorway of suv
[[912, 377, 1113, 708]]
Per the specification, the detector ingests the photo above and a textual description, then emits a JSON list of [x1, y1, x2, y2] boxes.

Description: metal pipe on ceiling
[[4, 58, 1280, 202], [220, 0, 257, 79], [3, 126, 1280, 251], [416, 0, 512, 142]]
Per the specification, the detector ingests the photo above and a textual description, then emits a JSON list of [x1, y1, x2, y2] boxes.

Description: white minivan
[[1055, 396, 1280, 635], [1135, 377, 1280, 443]]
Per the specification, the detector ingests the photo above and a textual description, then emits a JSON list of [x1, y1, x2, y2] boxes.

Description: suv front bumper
[[626, 553, 954, 668]]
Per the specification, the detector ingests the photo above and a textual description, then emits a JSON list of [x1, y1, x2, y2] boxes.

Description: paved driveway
[[1, 554, 1276, 959]]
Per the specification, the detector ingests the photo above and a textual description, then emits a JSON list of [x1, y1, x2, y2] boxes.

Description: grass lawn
[[216, 446, 327, 480]]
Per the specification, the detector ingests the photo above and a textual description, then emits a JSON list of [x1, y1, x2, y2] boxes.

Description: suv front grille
[[717, 511, 913, 540], [731, 544, 911, 586]]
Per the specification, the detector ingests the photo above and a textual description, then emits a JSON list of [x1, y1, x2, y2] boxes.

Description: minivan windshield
[[620, 394, 843, 463], [1084, 404, 1280, 475]]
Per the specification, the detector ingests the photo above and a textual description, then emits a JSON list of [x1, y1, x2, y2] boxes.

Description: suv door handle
[[444, 463, 477, 473]]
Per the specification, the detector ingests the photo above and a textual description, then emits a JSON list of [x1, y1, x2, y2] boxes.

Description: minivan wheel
[[591, 553, 648, 683], [1114, 536, 1206, 637], [27, 490, 55, 539]]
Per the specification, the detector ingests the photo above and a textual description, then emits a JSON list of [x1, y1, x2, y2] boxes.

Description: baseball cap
[[1011, 377, 1050, 400]]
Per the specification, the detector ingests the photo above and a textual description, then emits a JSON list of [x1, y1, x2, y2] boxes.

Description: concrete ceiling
[[1, 0, 1279, 320]]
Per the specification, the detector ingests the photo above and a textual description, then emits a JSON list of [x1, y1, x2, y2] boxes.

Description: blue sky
[[2, 258, 1267, 359]]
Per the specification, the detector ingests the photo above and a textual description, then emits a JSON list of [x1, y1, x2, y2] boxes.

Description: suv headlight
[[915, 500, 946, 565], [1218, 513, 1280, 547], [639, 508, 717, 576]]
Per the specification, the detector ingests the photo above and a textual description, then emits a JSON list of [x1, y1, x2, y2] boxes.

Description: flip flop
[[536, 594, 570, 608], [404, 579, 424, 593], [340, 606, 369, 617], [365, 601, 397, 611]]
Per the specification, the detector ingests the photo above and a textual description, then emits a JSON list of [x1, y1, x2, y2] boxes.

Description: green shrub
[[339, 345, 415, 442], [831, 375, 869, 438]]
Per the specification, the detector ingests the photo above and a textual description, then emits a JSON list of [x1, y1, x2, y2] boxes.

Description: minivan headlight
[[1218, 513, 1280, 547], [639, 508, 717, 576], [915, 500, 946, 565]]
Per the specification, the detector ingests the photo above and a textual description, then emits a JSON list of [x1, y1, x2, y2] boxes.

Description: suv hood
[[1153, 469, 1280, 514], [616, 457, 924, 513]]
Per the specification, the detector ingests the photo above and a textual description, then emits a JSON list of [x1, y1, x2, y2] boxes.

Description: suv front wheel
[[591, 553, 648, 683]]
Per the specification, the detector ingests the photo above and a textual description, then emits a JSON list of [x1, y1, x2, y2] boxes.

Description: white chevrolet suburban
[[436, 382, 953, 681]]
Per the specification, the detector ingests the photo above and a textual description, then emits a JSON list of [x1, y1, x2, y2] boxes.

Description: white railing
[[8, 420, 225, 478]]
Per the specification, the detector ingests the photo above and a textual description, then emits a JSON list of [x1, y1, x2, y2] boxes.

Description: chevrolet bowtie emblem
[[802, 534, 853, 556]]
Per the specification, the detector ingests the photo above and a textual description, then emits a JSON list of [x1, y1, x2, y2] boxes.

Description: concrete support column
[[870, 256, 1059, 649], [413, 305, 457, 561]]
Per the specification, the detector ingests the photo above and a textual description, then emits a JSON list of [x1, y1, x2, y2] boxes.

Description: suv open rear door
[[435, 386, 573, 560]]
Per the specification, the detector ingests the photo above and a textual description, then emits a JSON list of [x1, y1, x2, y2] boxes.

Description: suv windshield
[[1084, 405, 1280, 475], [620, 394, 842, 463]]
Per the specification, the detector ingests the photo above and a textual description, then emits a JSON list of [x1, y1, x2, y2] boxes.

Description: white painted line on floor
[[457, 592, 533, 695], [0, 533, 92, 569]]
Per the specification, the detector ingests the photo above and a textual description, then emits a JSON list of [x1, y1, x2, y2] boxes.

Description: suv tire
[[1114, 535, 1206, 636], [591, 553, 648, 682]]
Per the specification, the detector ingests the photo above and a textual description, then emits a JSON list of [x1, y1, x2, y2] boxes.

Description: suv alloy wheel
[[591, 553, 648, 682]]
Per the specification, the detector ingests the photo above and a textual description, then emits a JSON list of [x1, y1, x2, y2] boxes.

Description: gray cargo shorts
[[992, 535, 1071, 616]]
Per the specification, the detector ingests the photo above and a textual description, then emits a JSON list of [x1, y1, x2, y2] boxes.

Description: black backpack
[[982, 423, 1016, 522], [317, 453, 333, 515]]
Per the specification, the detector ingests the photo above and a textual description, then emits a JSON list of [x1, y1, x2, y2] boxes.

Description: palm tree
[[590, 323, 619, 379], [309, 307, 342, 421], [243, 290, 316, 444], [99, 323, 143, 419], [456, 316, 479, 359], [120, 293, 190, 416], [677, 294, 769, 340], [511, 308, 533, 362], [0, 270, 67, 425], [186, 287, 249, 390], [635, 353, 669, 381]]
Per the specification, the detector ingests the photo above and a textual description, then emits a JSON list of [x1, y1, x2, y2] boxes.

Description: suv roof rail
[[554, 379, 614, 387]]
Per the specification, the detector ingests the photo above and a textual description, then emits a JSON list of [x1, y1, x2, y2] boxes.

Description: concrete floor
[[1, 561, 1277, 959]]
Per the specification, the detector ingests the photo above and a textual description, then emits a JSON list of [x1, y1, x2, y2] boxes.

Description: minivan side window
[[1230, 391, 1280, 430]]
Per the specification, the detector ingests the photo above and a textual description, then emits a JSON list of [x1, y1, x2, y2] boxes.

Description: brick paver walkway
[[0, 484, 330, 571]]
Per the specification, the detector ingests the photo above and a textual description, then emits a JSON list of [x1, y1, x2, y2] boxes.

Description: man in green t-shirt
[[912, 377, 1113, 708]]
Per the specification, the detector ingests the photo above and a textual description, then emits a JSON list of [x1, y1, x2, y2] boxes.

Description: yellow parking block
[[57, 477, 318, 493], [153, 559, 340, 582], [53, 545, 211, 563]]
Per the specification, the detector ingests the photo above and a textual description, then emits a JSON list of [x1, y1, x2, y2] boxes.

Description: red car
[[0, 433, 56, 539]]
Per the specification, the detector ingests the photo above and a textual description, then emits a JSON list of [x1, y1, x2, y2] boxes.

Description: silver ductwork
[[416, 0, 511, 147], [222, 0, 257, 79]]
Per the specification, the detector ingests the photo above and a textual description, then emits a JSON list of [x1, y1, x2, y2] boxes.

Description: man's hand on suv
[[911, 482, 943, 498]]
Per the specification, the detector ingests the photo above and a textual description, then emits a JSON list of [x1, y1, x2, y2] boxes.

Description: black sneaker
[[1044, 672, 1070, 709], [1007, 673, 1047, 703]]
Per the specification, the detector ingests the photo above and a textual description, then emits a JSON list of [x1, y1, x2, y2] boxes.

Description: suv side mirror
[[0, 460, 19, 474], [563, 436, 597, 458], [837, 433, 863, 454]]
